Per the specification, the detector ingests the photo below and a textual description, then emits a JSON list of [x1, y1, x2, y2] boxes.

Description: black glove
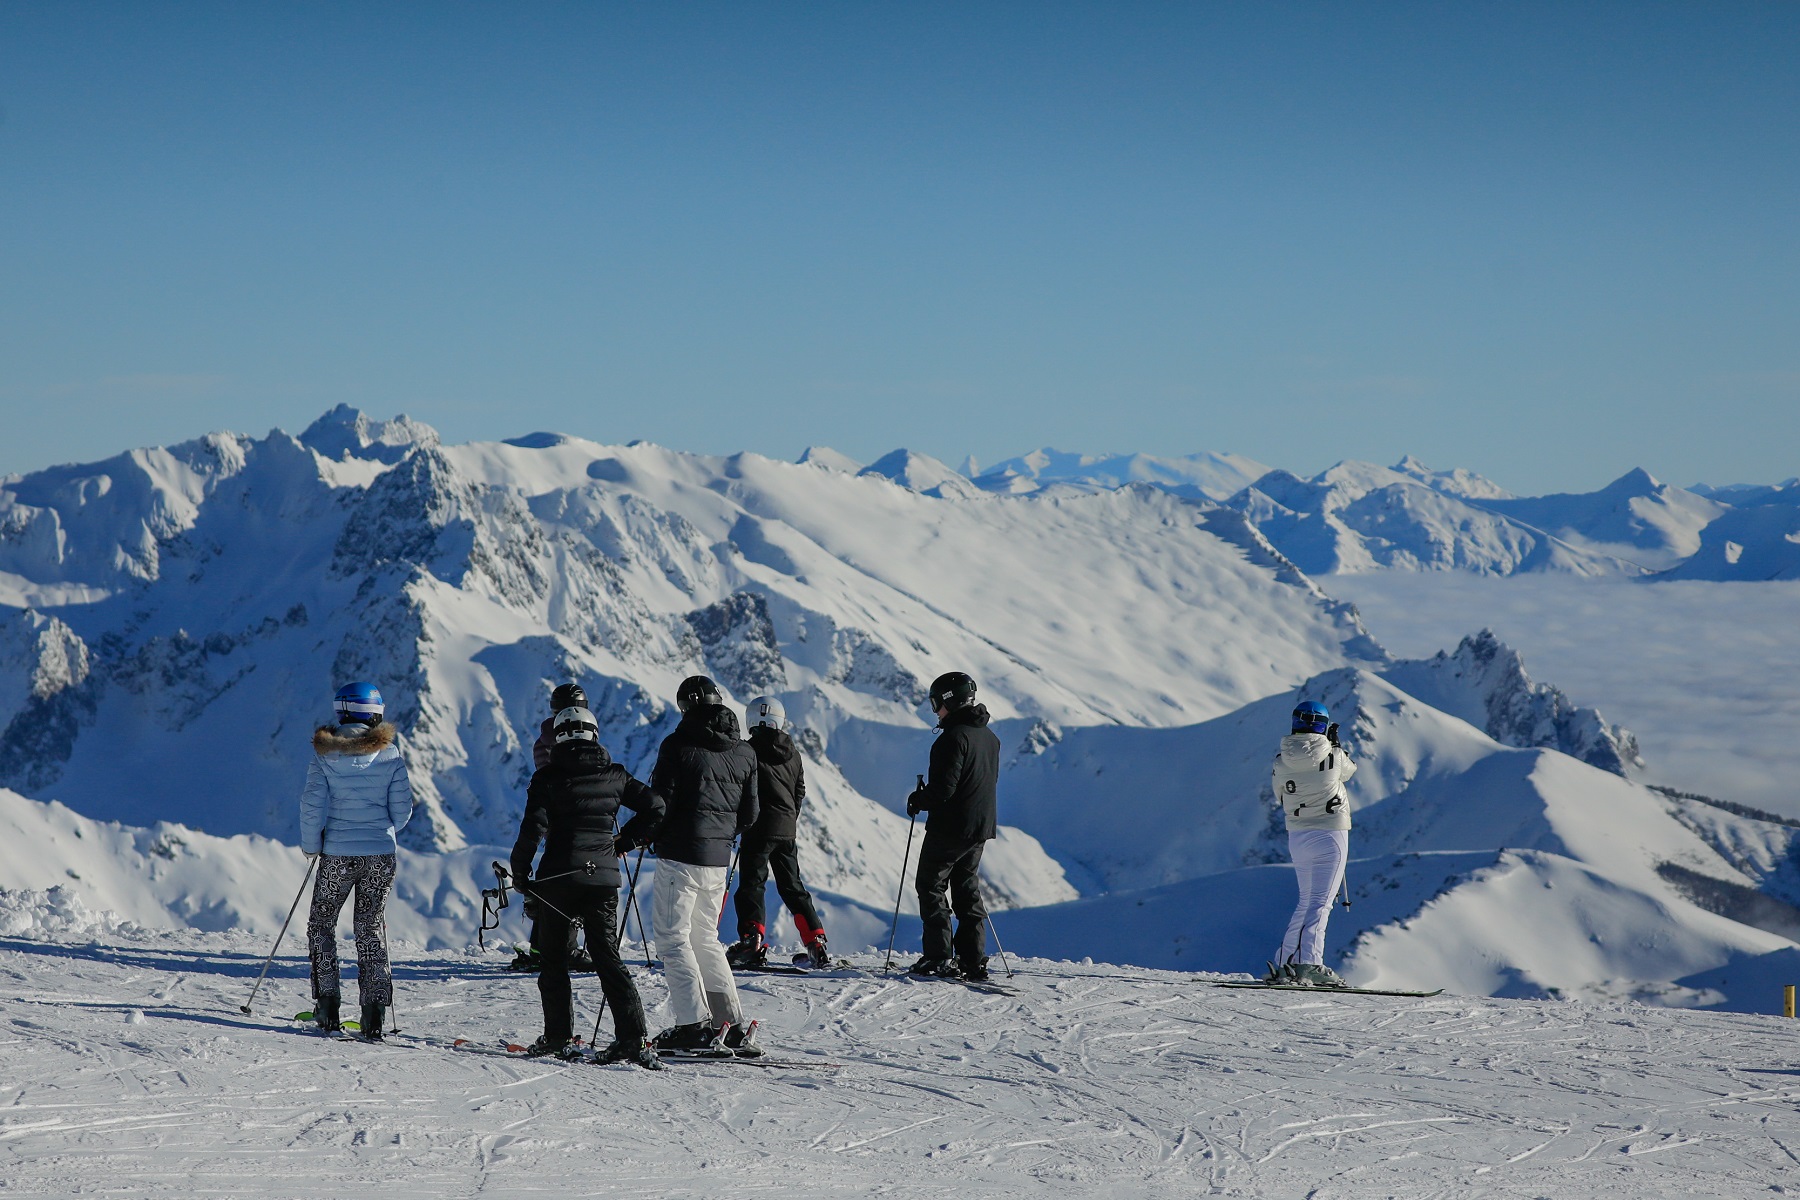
[[612, 837, 631, 858], [520, 893, 540, 921], [906, 789, 925, 818], [1326, 722, 1340, 747]]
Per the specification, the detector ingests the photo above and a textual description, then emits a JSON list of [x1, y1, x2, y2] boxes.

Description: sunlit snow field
[[1324, 574, 1800, 818], [6, 930, 1800, 1198]]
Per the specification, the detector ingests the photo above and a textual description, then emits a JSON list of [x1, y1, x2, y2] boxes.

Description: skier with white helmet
[[1267, 700, 1357, 987], [510, 702, 665, 1067], [726, 696, 830, 969], [299, 681, 415, 1038]]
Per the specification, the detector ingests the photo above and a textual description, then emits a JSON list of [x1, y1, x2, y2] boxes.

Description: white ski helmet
[[745, 695, 785, 732], [552, 706, 599, 745]]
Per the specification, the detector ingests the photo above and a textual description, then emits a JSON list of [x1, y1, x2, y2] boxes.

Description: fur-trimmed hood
[[313, 721, 398, 756]]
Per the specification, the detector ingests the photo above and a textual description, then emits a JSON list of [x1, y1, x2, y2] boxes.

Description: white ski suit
[[1271, 732, 1356, 966]]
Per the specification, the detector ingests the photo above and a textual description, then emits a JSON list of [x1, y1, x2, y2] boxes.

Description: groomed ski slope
[[5, 932, 1799, 1197]]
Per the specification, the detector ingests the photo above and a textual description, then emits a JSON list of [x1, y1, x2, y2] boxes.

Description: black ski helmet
[[676, 674, 723, 714], [928, 671, 977, 712], [550, 682, 587, 712]]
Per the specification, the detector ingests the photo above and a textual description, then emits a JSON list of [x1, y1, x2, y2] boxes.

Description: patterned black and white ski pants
[[307, 853, 397, 1005]]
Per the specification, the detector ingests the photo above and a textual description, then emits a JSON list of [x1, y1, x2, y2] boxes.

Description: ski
[[888, 972, 1019, 997], [1213, 982, 1444, 997], [656, 1051, 841, 1071], [735, 956, 858, 976], [293, 1013, 554, 1058]]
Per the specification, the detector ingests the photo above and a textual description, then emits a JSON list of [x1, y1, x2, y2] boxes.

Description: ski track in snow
[[4, 935, 1799, 1197]]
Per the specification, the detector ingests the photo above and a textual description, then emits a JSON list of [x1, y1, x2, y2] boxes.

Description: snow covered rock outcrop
[[1380, 629, 1643, 776]]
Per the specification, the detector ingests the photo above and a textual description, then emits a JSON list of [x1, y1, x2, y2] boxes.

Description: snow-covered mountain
[[969, 448, 1270, 501], [0, 406, 1378, 905], [1223, 461, 1645, 576], [4, 407, 1799, 1012], [1481, 468, 1727, 572], [1656, 486, 1800, 581]]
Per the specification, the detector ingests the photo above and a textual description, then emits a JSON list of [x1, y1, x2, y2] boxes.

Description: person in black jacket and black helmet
[[906, 671, 1001, 981], [509, 682, 594, 975], [648, 675, 762, 1053], [726, 696, 830, 970], [510, 704, 665, 1067]]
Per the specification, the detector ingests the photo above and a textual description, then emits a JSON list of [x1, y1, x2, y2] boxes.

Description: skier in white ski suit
[[1269, 700, 1356, 985]]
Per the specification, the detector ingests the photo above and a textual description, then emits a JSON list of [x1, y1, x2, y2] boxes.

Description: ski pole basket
[[478, 861, 512, 950]]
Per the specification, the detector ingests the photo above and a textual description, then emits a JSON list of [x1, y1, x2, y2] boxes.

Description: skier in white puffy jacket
[[299, 681, 415, 1038], [1268, 700, 1356, 987]]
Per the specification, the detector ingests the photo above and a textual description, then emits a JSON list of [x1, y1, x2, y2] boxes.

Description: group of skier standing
[[295, 667, 1353, 1063]]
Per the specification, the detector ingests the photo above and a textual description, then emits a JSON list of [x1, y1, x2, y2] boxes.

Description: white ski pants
[[1276, 829, 1348, 967], [652, 858, 743, 1029]]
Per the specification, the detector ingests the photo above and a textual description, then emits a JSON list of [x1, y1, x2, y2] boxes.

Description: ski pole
[[626, 847, 652, 969], [718, 838, 740, 925], [381, 918, 400, 1035], [979, 882, 1014, 979], [883, 813, 919, 973], [240, 856, 317, 1014], [616, 848, 643, 950]]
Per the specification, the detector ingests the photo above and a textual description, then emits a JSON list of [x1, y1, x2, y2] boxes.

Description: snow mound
[[0, 884, 137, 940]]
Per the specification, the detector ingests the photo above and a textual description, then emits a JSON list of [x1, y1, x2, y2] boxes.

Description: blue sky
[[2, 2, 1795, 493]]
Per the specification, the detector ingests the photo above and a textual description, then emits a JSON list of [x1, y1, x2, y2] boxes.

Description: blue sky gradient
[[2, 2, 1796, 492]]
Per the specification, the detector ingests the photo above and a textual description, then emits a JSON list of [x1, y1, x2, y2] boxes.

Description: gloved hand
[[303, 850, 320, 861], [906, 789, 925, 818], [612, 837, 631, 858], [1326, 722, 1340, 747]]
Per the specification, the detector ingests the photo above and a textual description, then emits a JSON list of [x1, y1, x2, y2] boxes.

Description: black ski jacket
[[915, 703, 1000, 847], [511, 742, 663, 889], [745, 726, 806, 843], [650, 703, 759, 868]]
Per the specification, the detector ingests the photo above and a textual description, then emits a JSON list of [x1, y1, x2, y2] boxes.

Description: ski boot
[[569, 945, 595, 973], [507, 945, 543, 973], [723, 1018, 764, 1058], [907, 956, 960, 978], [596, 1037, 665, 1071], [1296, 964, 1347, 988], [801, 930, 832, 969], [523, 1034, 574, 1058], [313, 993, 342, 1033], [358, 1002, 386, 1041], [960, 956, 991, 983], [725, 931, 767, 969], [653, 1021, 723, 1054]]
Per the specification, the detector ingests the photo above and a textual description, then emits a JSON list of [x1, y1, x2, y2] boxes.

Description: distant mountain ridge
[[802, 439, 1782, 579]]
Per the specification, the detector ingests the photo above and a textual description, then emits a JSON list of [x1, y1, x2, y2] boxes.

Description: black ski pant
[[914, 835, 988, 965], [733, 835, 823, 942], [532, 882, 647, 1046]]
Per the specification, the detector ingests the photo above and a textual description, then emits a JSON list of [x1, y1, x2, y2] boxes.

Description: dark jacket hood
[[677, 703, 741, 752], [748, 725, 798, 764], [550, 740, 613, 771], [938, 703, 992, 731]]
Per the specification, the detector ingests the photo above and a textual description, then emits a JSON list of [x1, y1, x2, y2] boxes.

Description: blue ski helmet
[[334, 681, 385, 725], [1291, 700, 1329, 735]]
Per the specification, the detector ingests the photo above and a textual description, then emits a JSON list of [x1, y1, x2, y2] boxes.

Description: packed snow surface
[[4, 931, 1800, 1198]]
